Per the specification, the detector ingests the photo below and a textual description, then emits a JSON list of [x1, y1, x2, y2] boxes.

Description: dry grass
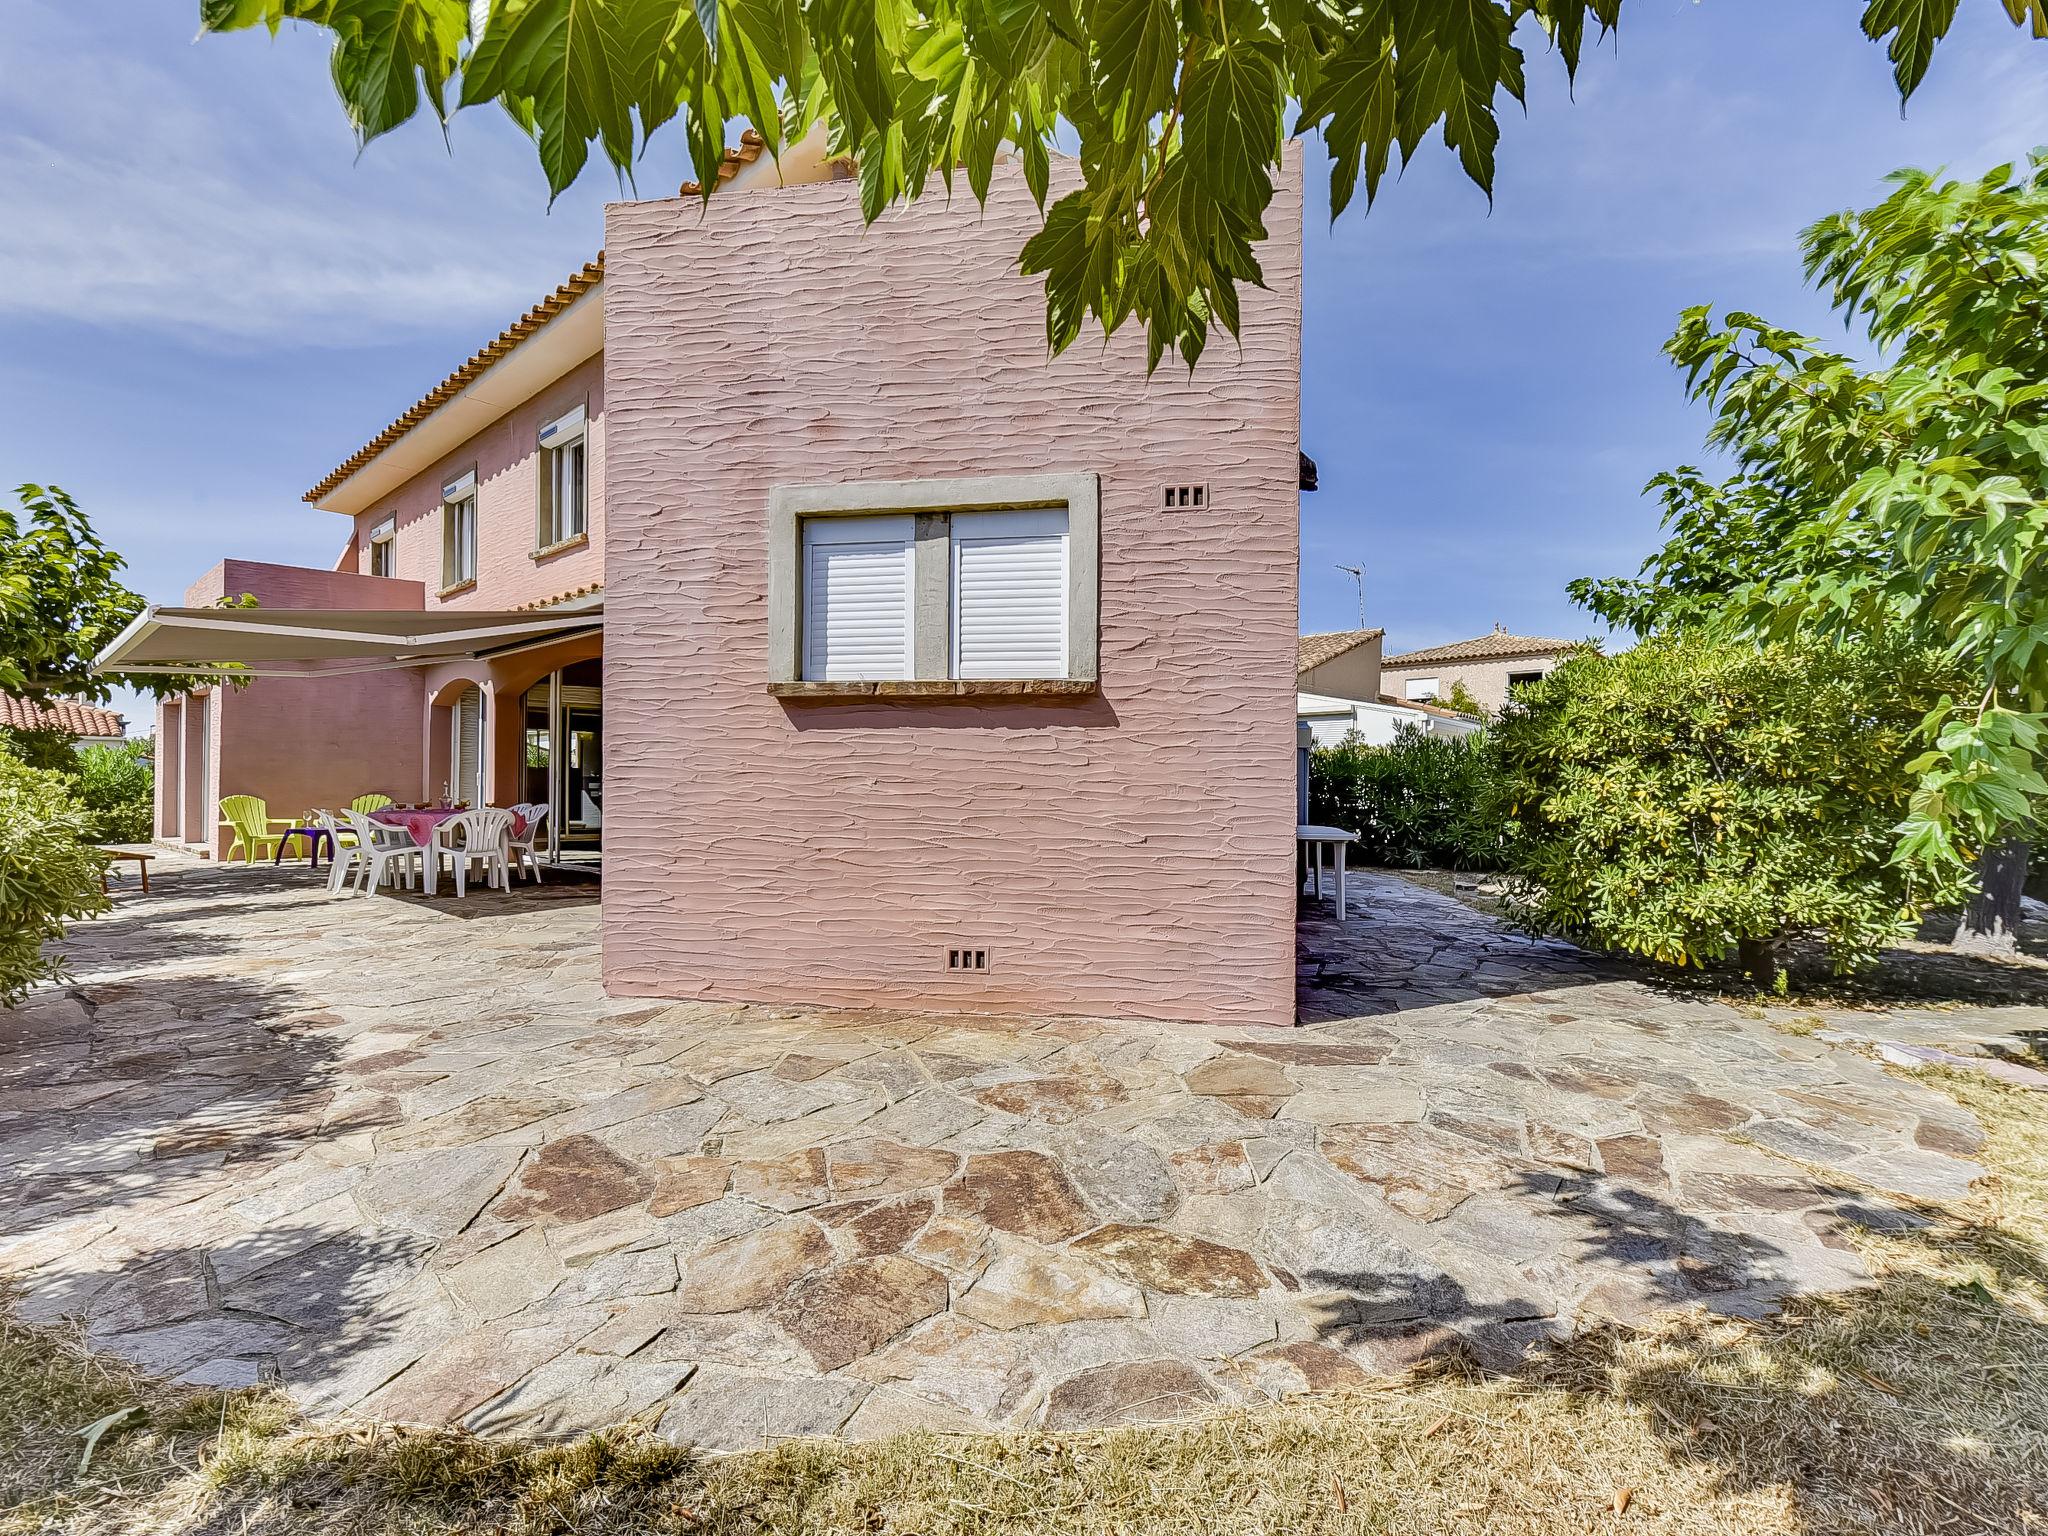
[[6, 1064, 2046, 1536]]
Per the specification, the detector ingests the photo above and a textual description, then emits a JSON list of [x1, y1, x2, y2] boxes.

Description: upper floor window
[[442, 469, 478, 588], [1403, 677, 1439, 702], [368, 515, 397, 578], [772, 473, 1098, 690], [1507, 669, 1545, 690], [537, 403, 587, 550]]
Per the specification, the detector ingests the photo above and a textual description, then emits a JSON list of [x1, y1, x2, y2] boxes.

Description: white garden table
[[1297, 824, 1359, 925]]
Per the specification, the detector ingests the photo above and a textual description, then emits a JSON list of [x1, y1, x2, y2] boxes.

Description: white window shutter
[[454, 686, 484, 803], [803, 516, 914, 680], [951, 509, 1068, 679]]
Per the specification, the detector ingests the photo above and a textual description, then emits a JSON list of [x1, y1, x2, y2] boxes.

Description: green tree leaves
[[198, 0, 2047, 366], [0, 485, 231, 705], [1573, 153, 2048, 883]]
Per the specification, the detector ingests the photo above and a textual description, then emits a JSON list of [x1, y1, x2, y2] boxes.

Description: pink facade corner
[[596, 154, 1305, 1026]]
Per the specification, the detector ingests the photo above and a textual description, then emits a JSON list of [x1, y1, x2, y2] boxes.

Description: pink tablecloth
[[369, 808, 529, 847]]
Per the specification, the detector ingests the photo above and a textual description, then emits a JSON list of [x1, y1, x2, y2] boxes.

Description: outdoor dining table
[[1297, 824, 1358, 926], [368, 807, 528, 897]]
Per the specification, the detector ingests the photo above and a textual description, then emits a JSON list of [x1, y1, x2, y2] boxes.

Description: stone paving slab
[[0, 855, 2016, 1450]]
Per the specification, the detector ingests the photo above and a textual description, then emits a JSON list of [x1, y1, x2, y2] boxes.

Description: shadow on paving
[[0, 969, 383, 1384]]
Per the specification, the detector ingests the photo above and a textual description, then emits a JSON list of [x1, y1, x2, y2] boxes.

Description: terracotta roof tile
[[303, 255, 607, 505], [513, 583, 604, 612], [1296, 629, 1384, 675], [0, 695, 125, 738], [1384, 631, 1579, 667], [679, 128, 769, 196]]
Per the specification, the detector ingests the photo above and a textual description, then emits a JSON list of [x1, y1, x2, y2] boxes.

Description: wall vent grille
[[946, 947, 990, 973], [1161, 484, 1208, 511]]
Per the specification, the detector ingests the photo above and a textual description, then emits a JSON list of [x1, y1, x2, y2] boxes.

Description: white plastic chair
[[341, 807, 422, 895], [313, 810, 359, 896], [432, 808, 513, 897], [505, 802, 549, 883]]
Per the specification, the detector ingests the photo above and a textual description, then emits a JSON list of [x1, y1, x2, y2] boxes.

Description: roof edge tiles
[[1383, 633, 1580, 668], [0, 695, 126, 738], [1295, 628, 1385, 675], [302, 256, 606, 505]]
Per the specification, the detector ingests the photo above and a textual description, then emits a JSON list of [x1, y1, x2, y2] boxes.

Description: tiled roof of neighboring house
[[303, 255, 607, 505], [514, 582, 604, 612], [679, 128, 769, 196], [1379, 693, 1480, 723], [1296, 629, 1385, 675], [1384, 630, 1578, 667], [0, 695, 125, 737]]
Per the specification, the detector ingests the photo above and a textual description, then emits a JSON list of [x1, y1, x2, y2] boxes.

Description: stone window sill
[[767, 679, 1099, 700], [436, 577, 478, 600], [532, 532, 590, 562]]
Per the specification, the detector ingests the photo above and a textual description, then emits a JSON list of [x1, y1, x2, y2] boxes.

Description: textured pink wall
[[170, 561, 428, 853], [342, 354, 605, 610], [600, 155, 1304, 1026]]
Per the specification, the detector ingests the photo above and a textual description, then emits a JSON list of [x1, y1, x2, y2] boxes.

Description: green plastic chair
[[350, 793, 394, 814], [219, 794, 291, 865]]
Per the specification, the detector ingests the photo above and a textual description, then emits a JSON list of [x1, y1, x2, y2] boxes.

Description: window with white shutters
[[802, 515, 914, 681], [453, 686, 485, 805], [950, 509, 1068, 679], [537, 404, 588, 548]]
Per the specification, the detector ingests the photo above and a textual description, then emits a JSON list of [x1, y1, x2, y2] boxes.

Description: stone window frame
[[767, 472, 1100, 697]]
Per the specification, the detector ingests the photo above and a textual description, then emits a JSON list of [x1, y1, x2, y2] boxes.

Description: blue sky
[[3, 2, 2044, 731]]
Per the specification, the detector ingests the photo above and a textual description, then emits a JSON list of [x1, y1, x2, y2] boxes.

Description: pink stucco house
[[111, 143, 1308, 1028]]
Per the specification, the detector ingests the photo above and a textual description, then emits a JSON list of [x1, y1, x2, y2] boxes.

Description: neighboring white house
[[1296, 689, 1483, 748], [1294, 630, 1481, 747]]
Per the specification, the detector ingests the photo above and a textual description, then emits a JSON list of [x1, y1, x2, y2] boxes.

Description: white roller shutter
[[802, 515, 914, 680], [951, 509, 1068, 679], [454, 686, 484, 804]]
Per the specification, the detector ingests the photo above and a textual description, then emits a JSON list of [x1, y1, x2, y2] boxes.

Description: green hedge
[[1307, 730, 1500, 871], [1483, 636, 1969, 978], [0, 754, 110, 1005]]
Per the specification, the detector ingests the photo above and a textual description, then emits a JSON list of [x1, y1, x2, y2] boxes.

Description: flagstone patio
[[0, 855, 2019, 1450]]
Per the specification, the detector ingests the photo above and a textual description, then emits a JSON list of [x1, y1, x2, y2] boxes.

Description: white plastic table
[[1297, 824, 1359, 925]]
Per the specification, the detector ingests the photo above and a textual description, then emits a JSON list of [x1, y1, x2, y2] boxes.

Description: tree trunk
[[1953, 834, 2031, 956], [1737, 935, 1781, 988]]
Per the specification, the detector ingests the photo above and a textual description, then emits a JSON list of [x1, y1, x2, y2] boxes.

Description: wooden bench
[[100, 849, 155, 895]]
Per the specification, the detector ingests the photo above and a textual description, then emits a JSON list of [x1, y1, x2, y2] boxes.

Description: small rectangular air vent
[[1161, 483, 1208, 511], [946, 947, 990, 973]]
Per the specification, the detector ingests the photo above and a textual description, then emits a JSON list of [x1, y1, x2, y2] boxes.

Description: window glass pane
[[566, 443, 586, 537], [951, 509, 1068, 679], [802, 516, 913, 680]]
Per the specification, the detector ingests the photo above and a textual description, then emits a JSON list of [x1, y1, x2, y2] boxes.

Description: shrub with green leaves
[[0, 754, 110, 1006], [70, 741, 154, 844], [1309, 730, 1500, 872], [1484, 637, 1968, 980]]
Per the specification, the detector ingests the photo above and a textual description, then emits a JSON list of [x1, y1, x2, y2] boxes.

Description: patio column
[[157, 697, 183, 840]]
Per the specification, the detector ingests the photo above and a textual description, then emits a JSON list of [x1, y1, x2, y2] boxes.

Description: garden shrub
[[71, 740, 153, 843], [1483, 636, 1967, 980], [0, 754, 109, 1005], [1309, 729, 1501, 871]]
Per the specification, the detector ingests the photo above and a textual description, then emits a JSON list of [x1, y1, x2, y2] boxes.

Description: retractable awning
[[95, 604, 602, 679]]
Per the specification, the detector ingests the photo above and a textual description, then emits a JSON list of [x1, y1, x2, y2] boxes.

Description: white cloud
[[0, 7, 619, 347]]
